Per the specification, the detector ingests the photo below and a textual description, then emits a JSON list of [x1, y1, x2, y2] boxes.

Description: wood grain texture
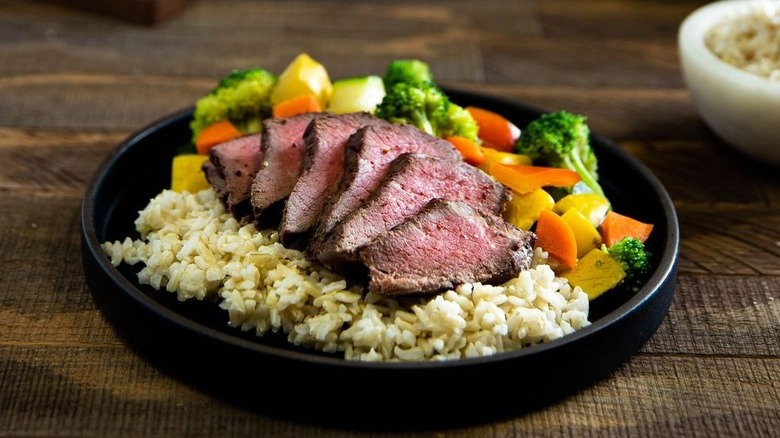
[[1, 0, 778, 436]]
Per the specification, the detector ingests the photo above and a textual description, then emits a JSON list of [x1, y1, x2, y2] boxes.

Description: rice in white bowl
[[102, 188, 590, 362], [705, 4, 780, 81]]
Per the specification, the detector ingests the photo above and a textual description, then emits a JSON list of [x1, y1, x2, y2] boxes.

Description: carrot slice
[[272, 94, 322, 118], [194, 120, 242, 155], [488, 163, 581, 194], [466, 106, 520, 152], [535, 209, 578, 269], [600, 211, 654, 246], [446, 135, 485, 166]]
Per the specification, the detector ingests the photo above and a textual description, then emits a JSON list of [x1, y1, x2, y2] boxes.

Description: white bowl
[[679, 0, 780, 166]]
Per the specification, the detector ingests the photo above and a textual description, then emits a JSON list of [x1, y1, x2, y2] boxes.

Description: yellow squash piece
[[561, 207, 603, 258], [171, 154, 210, 193], [554, 193, 611, 228], [327, 75, 385, 114], [270, 53, 333, 110], [503, 188, 554, 231], [562, 248, 626, 301]]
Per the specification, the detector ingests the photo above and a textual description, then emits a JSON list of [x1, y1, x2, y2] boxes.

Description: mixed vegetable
[[171, 53, 655, 302]]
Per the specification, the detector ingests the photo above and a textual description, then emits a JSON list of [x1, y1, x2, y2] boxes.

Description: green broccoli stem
[[565, 153, 605, 197], [412, 111, 436, 136]]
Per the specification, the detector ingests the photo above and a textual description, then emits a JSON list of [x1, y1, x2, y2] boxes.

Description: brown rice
[[102, 188, 590, 362], [705, 4, 780, 81]]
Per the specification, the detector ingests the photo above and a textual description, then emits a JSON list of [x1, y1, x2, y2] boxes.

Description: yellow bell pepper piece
[[270, 53, 333, 110], [171, 154, 210, 193], [561, 207, 603, 258], [554, 193, 611, 228], [562, 248, 626, 301], [478, 147, 531, 173], [503, 188, 554, 231]]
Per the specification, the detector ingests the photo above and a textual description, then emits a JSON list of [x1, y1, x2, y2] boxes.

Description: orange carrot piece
[[195, 120, 242, 155], [466, 106, 520, 152], [272, 94, 322, 118], [600, 211, 654, 246], [489, 163, 581, 194], [535, 209, 578, 269], [446, 135, 486, 166]]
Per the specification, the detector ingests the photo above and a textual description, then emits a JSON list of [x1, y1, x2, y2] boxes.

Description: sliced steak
[[202, 133, 263, 219], [202, 161, 227, 204], [317, 153, 509, 269], [279, 112, 382, 247], [250, 112, 321, 228], [309, 122, 461, 261], [357, 199, 536, 296]]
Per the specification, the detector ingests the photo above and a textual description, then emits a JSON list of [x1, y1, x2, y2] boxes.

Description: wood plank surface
[[1, 0, 779, 436], [41, 0, 193, 25]]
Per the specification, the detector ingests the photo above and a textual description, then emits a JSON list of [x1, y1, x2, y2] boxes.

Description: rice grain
[[102, 188, 591, 362]]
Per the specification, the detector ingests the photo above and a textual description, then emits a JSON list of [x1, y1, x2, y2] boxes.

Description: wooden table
[[2, 0, 778, 436]]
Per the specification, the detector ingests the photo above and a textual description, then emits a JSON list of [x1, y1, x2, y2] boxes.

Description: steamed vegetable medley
[[173, 53, 654, 301]]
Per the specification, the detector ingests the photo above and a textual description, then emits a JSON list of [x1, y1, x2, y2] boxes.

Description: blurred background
[[4, 1, 780, 436], [2, 0, 700, 143]]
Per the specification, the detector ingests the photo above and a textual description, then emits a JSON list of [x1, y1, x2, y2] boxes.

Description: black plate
[[81, 89, 679, 430]]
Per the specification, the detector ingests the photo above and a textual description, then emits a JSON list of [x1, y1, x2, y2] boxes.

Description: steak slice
[[317, 153, 509, 269], [309, 122, 461, 260], [357, 199, 536, 296], [202, 161, 227, 203], [250, 112, 321, 228], [279, 112, 382, 247], [202, 134, 263, 219]]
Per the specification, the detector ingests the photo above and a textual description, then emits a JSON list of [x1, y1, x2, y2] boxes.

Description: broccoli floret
[[375, 81, 441, 135], [515, 110, 604, 197], [435, 97, 480, 141], [189, 68, 278, 142], [377, 58, 480, 142], [375, 81, 480, 142], [604, 237, 652, 292], [384, 59, 434, 87]]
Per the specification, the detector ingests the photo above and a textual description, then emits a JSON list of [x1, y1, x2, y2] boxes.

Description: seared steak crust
[[317, 153, 509, 269], [357, 199, 536, 296], [202, 116, 536, 297], [309, 122, 461, 260], [279, 112, 381, 247], [202, 161, 227, 204], [203, 134, 263, 218]]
